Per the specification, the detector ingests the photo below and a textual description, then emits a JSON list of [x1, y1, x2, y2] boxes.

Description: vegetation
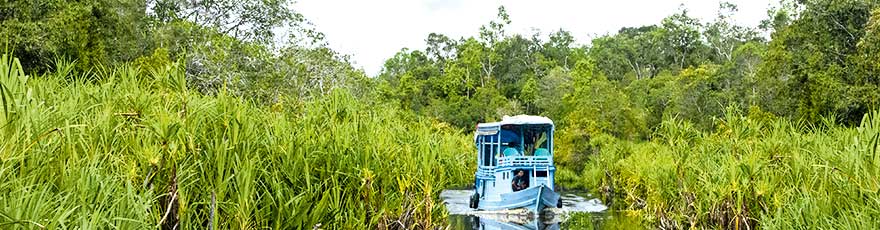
[[376, 0, 880, 228], [4, 0, 880, 228], [0, 54, 471, 228], [571, 108, 880, 229], [561, 212, 646, 229]]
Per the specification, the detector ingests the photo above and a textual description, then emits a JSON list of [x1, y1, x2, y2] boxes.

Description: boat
[[469, 115, 561, 214]]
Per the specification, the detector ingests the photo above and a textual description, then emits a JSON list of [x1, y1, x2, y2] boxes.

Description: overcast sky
[[295, 0, 774, 76]]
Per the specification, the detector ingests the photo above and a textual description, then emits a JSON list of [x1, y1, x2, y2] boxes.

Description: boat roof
[[477, 115, 553, 129]]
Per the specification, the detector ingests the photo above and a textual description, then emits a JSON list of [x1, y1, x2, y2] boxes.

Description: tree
[[479, 6, 511, 45], [536, 67, 573, 120], [455, 38, 485, 95], [852, 8, 880, 113], [659, 9, 708, 70], [667, 64, 727, 131], [759, 0, 801, 33], [148, 0, 308, 45], [1, 0, 150, 71], [564, 59, 646, 139], [589, 26, 666, 81], [377, 49, 439, 111], [425, 33, 458, 68], [520, 76, 538, 114], [757, 0, 879, 124], [704, 2, 761, 62], [473, 6, 511, 88], [543, 30, 576, 69]]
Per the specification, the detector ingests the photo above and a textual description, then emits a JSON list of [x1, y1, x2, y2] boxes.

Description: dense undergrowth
[[0, 54, 473, 229], [560, 108, 880, 229]]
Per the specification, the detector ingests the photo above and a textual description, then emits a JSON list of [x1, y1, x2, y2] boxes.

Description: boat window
[[481, 143, 495, 167], [536, 171, 548, 177]]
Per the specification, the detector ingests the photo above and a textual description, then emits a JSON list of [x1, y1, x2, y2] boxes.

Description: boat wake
[[441, 190, 607, 226]]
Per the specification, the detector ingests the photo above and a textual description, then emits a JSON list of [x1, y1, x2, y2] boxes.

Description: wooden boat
[[469, 115, 561, 214]]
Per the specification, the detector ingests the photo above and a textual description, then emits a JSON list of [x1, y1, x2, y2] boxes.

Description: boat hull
[[477, 185, 559, 213]]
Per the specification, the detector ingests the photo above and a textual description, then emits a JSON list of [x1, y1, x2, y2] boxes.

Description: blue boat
[[469, 115, 561, 214]]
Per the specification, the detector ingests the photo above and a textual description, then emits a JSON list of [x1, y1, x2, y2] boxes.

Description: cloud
[[296, 0, 772, 76]]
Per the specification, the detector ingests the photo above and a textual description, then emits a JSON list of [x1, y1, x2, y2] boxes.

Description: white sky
[[295, 0, 774, 76]]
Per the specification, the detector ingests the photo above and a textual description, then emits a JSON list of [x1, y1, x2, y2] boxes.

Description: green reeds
[[0, 54, 473, 229], [576, 107, 880, 229]]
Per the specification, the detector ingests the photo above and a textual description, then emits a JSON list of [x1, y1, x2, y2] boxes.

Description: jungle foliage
[[0, 54, 471, 229], [376, 1, 880, 228], [3, 0, 880, 228]]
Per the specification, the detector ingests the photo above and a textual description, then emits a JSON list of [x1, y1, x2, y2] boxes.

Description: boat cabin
[[470, 115, 559, 211]]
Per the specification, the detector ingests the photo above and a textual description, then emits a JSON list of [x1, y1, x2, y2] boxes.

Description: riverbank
[[566, 109, 880, 229]]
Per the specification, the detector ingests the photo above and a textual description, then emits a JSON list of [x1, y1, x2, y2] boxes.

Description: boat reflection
[[449, 214, 560, 230], [442, 189, 608, 230]]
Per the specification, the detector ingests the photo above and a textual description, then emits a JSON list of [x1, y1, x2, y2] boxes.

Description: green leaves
[[0, 53, 473, 229], [0, 54, 27, 132], [150, 0, 311, 44], [581, 108, 880, 229], [519, 76, 538, 113], [757, 0, 880, 124], [1, 0, 150, 71]]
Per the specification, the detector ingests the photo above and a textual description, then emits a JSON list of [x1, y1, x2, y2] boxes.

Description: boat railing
[[476, 156, 554, 178], [497, 156, 553, 167], [475, 166, 495, 178]]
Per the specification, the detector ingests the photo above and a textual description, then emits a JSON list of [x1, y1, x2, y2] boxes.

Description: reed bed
[[571, 108, 880, 229], [0, 54, 473, 229]]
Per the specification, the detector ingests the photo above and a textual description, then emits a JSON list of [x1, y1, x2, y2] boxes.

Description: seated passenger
[[511, 170, 529, 191]]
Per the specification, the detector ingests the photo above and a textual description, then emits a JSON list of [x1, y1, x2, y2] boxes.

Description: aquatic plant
[[577, 107, 880, 229], [0, 54, 473, 229]]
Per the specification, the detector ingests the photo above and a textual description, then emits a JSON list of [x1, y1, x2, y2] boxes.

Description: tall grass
[[574, 107, 880, 229], [0, 54, 473, 229]]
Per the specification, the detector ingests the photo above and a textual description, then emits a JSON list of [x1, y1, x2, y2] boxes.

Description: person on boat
[[512, 169, 529, 192]]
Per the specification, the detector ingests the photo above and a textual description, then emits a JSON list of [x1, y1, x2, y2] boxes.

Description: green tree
[[520, 76, 539, 114], [659, 9, 708, 70], [564, 59, 645, 139], [425, 33, 458, 67], [590, 26, 665, 81], [704, 2, 761, 62], [149, 0, 310, 44], [757, 0, 879, 123], [1, 0, 150, 70], [536, 67, 573, 121]]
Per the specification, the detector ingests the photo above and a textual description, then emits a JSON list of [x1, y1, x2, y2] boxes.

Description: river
[[440, 190, 617, 229]]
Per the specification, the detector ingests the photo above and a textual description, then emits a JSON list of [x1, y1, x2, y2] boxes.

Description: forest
[[2, 0, 880, 229]]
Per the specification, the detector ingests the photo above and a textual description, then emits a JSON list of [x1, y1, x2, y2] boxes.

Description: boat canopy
[[476, 115, 553, 135]]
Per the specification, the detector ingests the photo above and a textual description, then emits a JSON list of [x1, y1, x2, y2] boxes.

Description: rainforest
[[2, 0, 880, 229]]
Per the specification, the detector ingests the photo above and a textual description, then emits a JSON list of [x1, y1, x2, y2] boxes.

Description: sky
[[295, 0, 774, 76]]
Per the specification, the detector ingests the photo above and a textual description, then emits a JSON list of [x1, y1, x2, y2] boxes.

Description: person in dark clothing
[[511, 169, 529, 192]]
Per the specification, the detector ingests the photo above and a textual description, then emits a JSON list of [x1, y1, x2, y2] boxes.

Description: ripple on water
[[440, 190, 607, 216], [441, 190, 609, 229], [559, 193, 608, 213], [441, 190, 607, 215]]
